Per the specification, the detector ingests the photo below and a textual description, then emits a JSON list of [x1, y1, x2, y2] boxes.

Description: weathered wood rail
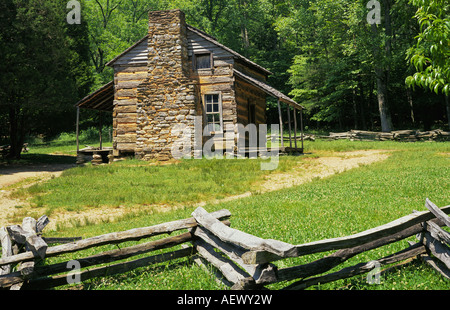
[[319, 129, 450, 142], [0, 199, 448, 290]]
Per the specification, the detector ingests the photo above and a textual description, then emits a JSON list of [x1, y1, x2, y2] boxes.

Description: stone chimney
[[136, 10, 196, 161]]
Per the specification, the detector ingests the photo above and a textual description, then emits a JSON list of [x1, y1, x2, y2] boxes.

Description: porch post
[[99, 111, 103, 150], [287, 105, 292, 148], [293, 107, 298, 150], [277, 99, 284, 148], [76, 106, 80, 153], [300, 108, 304, 151]]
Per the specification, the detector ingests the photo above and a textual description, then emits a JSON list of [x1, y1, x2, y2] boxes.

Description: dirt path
[[0, 164, 76, 229], [258, 150, 390, 193], [196, 149, 390, 206], [0, 150, 390, 230], [0, 164, 75, 189]]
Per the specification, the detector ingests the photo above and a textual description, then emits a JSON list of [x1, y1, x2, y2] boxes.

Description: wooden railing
[[318, 129, 450, 142], [0, 199, 448, 290]]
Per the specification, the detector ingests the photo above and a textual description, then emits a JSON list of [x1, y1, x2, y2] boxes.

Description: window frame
[[203, 92, 223, 134], [194, 52, 213, 70]]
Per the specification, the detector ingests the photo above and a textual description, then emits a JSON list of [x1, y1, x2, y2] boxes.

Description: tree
[[0, 0, 92, 158], [406, 0, 450, 128]]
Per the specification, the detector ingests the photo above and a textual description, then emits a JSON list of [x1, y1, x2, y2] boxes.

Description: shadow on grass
[[0, 153, 76, 169]]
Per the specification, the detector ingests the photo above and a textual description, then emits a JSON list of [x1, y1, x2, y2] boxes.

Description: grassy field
[[5, 137, 450, 290]]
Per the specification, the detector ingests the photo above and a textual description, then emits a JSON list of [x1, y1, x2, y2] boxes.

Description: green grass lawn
[[12, 138, 450, 290]]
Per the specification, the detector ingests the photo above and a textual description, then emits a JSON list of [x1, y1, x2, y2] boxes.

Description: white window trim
[[203, 92, 223, 135]]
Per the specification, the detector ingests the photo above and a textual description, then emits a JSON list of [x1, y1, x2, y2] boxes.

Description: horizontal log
[[198, 75, 233, 84], [0, 232, 194, 288], [323, 130, 450, 141], [116, 72, 147, 81], [0, 209, 231, 267], [116, 143, 137, 151], [242, 204, 450, 264], [23, 247, 193, 290], [115, 65, 148, 73], [115, 135, 137, 143], [273, 219, 439, 284], [114, 105, 137, 113], [116, 88, 137, 98], [116, 80, 144, 89], [114, 99, 138, 106], [283, 242, 427, 290], [42, 237, 82, 244]]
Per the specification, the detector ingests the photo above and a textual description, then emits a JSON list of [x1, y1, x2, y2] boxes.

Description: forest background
[[0, 0, 448, 159]]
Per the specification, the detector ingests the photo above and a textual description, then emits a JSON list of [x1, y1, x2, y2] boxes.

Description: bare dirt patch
[[0, 164, 75, 228], [0, 150, 390, 230], [189, 150, 390, 208], [257, 150, 390, 193]]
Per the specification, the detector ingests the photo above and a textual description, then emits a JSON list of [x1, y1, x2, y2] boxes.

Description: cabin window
[[195, 53, 212, 69], [204, 93, 222, 133]]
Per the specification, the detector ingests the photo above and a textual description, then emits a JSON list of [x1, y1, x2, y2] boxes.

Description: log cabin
[[76, 9, 304, 162]]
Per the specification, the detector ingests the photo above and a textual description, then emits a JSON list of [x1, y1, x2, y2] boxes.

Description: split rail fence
[[319, 129, 450, 142], [0, 199, 449, 290]]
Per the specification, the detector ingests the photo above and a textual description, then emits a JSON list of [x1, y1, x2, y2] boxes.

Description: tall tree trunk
[[446, 95, 450, 130], [358, 79, 367, 130], [370, 0, 393, 132], [406, 88, 415, 125], [352, 88, 359, 129], [239, 0, 250, 50], [375, 68, 393, 132], [7, 104, 24, 159]]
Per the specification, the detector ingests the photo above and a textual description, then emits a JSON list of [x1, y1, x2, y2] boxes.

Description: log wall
[[187, 30, 236, 151], [113, 64, 147, 155]]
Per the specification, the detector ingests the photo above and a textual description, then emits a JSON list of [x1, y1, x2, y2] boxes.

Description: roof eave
[[105, 35, 149, 67], [186, 25, 273, 76], [233, 69, 304, 110]]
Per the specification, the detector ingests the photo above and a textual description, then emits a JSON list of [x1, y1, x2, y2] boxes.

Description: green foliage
[[281, 0, 446, 130], [406, 0, 450, 96], [0, 0, 93, 157]]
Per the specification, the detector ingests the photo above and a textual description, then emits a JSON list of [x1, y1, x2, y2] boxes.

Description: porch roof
[[75, 81, 114, 112]]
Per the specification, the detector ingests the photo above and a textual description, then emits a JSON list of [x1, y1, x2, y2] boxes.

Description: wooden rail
[[319, 129, 450, 142], [0, 199, 448, 290]]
